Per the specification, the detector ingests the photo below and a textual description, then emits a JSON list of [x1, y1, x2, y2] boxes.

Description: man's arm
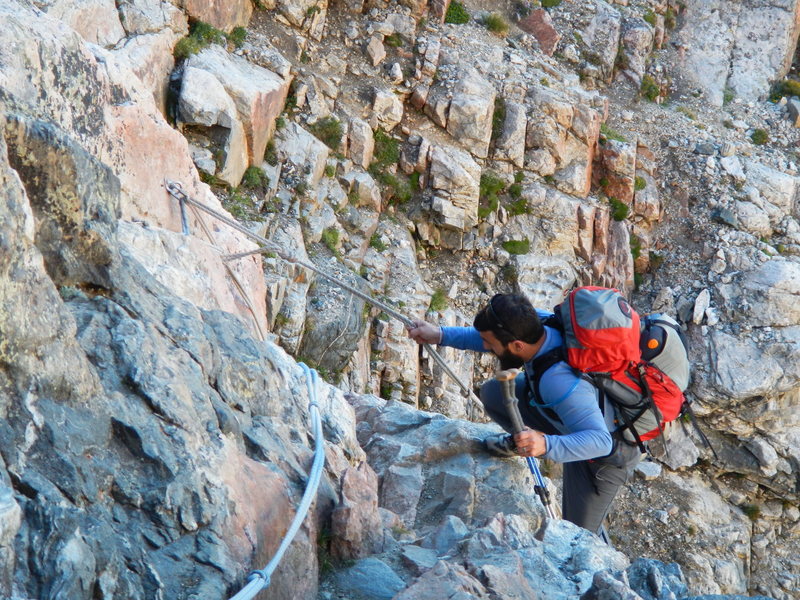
[[407, 321, 485, 352], [517, 364, 612, 463]]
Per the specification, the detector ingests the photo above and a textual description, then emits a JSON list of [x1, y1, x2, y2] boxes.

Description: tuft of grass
[[324, 164, 335, 178], [502, 239, 530, 255], [741, 504, 761, 521], [664, 7, 676, 29], [491, 96, 507, 142], [445, 0, 470, 24], [507, 197, 529, 216], [241, 166, 266, 189], [321, 227, 340, 253], [643, 9, 656, 26], [540, 77, 550, 87], [306, 4, 321, 17], [508, 182, 523, 199], [429, 289, 448, 312], [264, 139, 278, 166], [634, 176, 647, 191], [640, 75, 660, 102], [484, 13, 509, 36], [384, 33, 403, 47], [608, 197, 630, 221], [600, 123, 627, 142], [227, 26, 247, 48], [310, 116, 343, 150], [369, 233, 387, 252], [174, 20, 228, 59], [630, 233, 642, 260], [541, 0, 562, 6], [409, 171, 421, 190], [723, 87, 735, 105], [372, 129, 400, 167], [751, 128, 769, 145], [676, 106, 696, 120]]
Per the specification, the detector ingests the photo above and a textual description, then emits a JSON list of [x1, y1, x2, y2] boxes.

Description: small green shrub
[[227, 26, 247, 48], [409, 171, 421, 190], [372, 129, 400, 167], [324, 164, 335, 178], [385, 33, 403, 47], [778, 79, 800, 99], [723, 87, 735, 105], [310, 116, 343, 150], [507, 197, 529, 216], [275, 116, 287, 130], [640, 75, 660, 102], [600, 123, 627, 142], [643, 9, 656, 26], [306, 4, 321, 17], [484, 13, 509, 36], [429, 289, 448, 312], [599, 176, 610, 188], [264, 140, 278, 166], [608, 197, 630, 221], [741, 504, 761, 521], [369, 234, 388, 252], [321, 227, 340, 253], [630, 234, 642, 260], [241, 166, 266, 189], [514, 171, 524, 184], [540, 77, 550, 87], [480, 172, 505, 199], [508, 182, 523, 199], [541, 0, 562, 7], [502, 239, 530, 255], [634, 176, 646, 191], [173, 36, 202, 60], [751, 128, 769, 145], [478, 195, 499, 219], [492, 96, 507, 142], [445, 0, 470, 24], [664, 7, 676, 29], [192, 21, 227, 45]]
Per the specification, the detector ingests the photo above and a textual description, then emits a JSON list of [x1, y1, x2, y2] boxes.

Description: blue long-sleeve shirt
[[440, 314, 613, 463]]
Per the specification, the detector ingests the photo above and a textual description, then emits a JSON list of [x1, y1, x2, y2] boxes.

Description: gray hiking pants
[[480, 375, 642, 538]]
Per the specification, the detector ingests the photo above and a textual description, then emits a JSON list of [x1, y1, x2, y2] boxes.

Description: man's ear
[[508, 339, 526, 354]]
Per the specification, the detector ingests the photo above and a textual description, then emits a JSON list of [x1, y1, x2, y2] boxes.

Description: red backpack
[[531, 286, 687, 452]]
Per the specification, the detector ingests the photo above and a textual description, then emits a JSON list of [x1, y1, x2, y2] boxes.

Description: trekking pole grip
[[495, 368, 524, 434]]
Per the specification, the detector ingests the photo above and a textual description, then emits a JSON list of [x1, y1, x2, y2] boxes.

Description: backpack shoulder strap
[[527, 347, 567, 424]]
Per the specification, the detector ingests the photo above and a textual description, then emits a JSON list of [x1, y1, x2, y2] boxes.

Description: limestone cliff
[[2, 0, 800, 599]]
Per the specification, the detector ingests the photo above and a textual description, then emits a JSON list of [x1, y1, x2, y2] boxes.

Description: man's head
[[473, 293, 545, 368]]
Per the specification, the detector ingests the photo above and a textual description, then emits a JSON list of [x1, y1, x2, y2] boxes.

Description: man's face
[[479, 330, 525, 369]]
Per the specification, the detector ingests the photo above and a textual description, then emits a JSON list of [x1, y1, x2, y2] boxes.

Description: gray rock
[[400, 545, 439, 575], [366, 35, 387, 66], [446, 68, 495, 159], [787, 97, 800, 127], [422, 515, 470, 556], [335, 557, 406, 600]]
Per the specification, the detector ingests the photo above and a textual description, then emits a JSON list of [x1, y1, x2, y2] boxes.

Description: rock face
[[676, 0, 800, 104]]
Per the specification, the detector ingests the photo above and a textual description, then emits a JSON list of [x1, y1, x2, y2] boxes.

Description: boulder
[[428, 144, 481, 230], [582, 0, 623, 82], [117, 0, 188, 35], [275, 121, 330, 188], [187, 45, 291, 165], [38, 0, 126, 47], [618, 18, 654, 83], [178, 0, 253, 32], [718, 259, 800, 328], [331, 462, 384, 560], [595, 138, 636, 205], [348, 118, 375, 169], [493, 101, 527, 168], [517, 8, 562, 56], [112, 29, 182, 114], [179, 66, 249, 186], [446, 68, 496, 160], [372, 88, 404, 131]]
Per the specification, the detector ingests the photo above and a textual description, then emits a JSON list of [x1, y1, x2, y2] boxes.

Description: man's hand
[[514, 429, 547, 457], [406, 319, 442, 345]]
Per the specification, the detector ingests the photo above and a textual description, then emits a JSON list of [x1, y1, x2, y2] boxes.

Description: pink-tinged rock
[[518, 9, 562, 56], [187, 46, 291, 165], [594, 138, 636, 204], [576, 203, 596, 261], [179, 0, 253, 32], [41, 0, 126, 47], [218, 442, 319, 598], [430, 0, 451, 23], [330, 462, 384, 561], [112, 29, 182, 115], [593, 205, 611, 255]]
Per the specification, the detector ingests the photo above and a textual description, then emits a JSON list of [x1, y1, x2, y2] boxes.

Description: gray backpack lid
[[640, 314, 690, 392]]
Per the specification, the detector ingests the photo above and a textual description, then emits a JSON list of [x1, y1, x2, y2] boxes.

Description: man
[[408, 292, 642, 540]]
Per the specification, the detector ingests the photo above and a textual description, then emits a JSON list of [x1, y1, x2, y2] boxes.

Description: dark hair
[[474, 293, 544, 345]]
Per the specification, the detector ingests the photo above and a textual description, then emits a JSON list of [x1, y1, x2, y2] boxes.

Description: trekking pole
[[496, 368, 556, 520]]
